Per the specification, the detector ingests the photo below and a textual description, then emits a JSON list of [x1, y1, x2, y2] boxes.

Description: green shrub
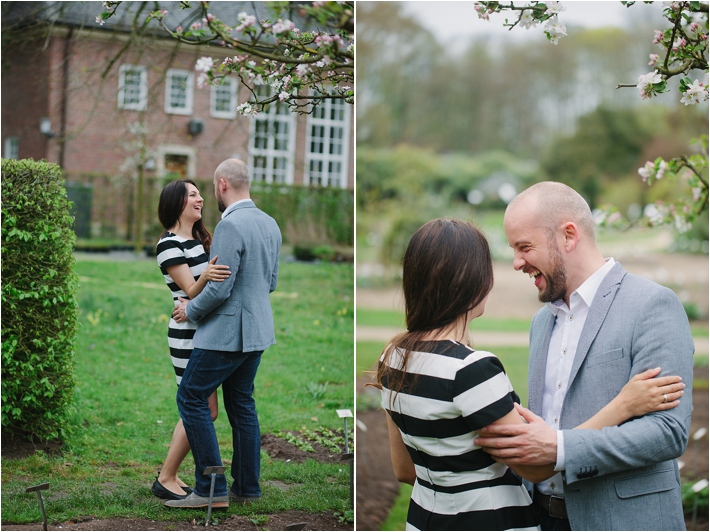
[[1, 158, 79, 441], [252, 183, 354, 246]]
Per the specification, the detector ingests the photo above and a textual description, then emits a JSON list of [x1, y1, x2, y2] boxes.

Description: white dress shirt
[[536, 258, 616, 497]]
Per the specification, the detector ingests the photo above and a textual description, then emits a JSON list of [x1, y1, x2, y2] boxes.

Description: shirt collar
[[546, 258, 616, 315], [221, 198, 252, 219]]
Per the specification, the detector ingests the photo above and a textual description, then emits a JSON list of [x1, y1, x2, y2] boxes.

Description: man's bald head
[[215, 158, 251, 192], [507, 181, 597, 242]]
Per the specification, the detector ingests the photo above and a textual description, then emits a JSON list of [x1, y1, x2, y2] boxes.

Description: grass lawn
[[357, 340, 530, 407], [356, 308, 531, 332], [2, 256, 354, 525]]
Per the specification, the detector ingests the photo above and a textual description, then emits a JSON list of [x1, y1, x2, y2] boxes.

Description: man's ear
[[561, 222, 579, 250]]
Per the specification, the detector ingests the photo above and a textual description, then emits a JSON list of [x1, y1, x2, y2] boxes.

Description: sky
[[402, 1, 665, 51]]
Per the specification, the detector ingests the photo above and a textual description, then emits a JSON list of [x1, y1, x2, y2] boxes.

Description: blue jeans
[[177, 347, 263, 498]]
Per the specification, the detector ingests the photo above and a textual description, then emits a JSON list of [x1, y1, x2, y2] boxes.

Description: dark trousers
[[177, 347, 264, 498]]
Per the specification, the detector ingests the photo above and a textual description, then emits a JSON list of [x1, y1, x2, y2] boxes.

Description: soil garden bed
[[2, 433, 353, 531]]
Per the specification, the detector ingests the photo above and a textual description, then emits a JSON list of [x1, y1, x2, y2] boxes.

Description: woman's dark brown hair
[[376, 218, 494, 397], [158, 179, 213, 253]]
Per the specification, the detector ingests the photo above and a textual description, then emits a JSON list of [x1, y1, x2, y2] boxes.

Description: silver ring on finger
[[663, 393, 668, 403]]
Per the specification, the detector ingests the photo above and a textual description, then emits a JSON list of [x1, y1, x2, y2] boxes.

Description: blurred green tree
[[542, 107, 652, 208]]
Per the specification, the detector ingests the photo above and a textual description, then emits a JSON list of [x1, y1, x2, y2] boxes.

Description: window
[[305, 96, 351, 188], [165, 69, 194, 115], [3, 136, 19, 159], [210, 78, 238, 119], [118, 65, 147, 110], [249, 86, 295, 184], [156, 145, 196, 178]]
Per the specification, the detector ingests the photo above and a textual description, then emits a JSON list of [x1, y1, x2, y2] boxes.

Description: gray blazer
[[185, 200, 281, 353], [528, 262, 693, 530]]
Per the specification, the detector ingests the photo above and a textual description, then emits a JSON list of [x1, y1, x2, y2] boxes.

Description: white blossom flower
[[474, 3, 489, 20], [196, 72, 209, 88], [680, 79, 708, 105], [96, 15, 106, 25], [519, 11, 538, 30], [672, 37, 687, 51], [638, 161, 655, 182], [236, 12, 256, 32], [655, 160, 668, 180], [296, 64, 310, 77], [237, 102, 259, 117], [544, 19, 567, 44], [674, 214, 692, 233], [662, 1, 682, 9], [637, 70, 663, 99], [648, 54, 659, 66], [278, 91, 290, 101], [544, 1, 566, 16], [272, 19, 295, 35], [195, 57, 214, 72]]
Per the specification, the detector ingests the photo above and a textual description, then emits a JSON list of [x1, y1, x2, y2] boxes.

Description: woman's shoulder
[[157, 232, 182, 244], [157, 234, 205, 251]]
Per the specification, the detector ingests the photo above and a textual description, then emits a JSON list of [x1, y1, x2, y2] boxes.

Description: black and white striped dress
[[156, 233, 209, 385], [380, 340, 539, 531]]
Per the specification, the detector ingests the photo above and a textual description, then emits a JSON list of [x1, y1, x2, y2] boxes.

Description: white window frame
[[118, 65, 148, 111], [305, 95, 351, 188], [164, 69, 194, 115], [4, 136, 19, 159], [248, 86, 296, 185], [210, 77, 238, 119], [156, 145, 197, 179]]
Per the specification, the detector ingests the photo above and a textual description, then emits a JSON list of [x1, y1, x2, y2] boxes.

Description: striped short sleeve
[[157, 238, 188, 272], [453, 351, 518, 431]]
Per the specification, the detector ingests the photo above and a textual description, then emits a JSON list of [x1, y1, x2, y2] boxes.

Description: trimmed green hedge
[[252, 183, 354, 246], [190, 180, 354, 247], [1, 159, 79, 441]]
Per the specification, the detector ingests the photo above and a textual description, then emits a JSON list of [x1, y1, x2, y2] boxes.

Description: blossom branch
[[101, 2, 354, 115]]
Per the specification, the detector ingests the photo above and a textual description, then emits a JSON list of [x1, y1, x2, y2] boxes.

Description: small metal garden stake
[[337, 409, 354, 509], [692, 427, 707, 474], [25, 483, 50, 531], [202, 466, 226, 526], [690, 478, 708, 530]]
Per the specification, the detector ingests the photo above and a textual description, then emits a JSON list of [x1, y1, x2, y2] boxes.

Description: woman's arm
[[482, 368, 685, 483], [385, 411, 416, 485], [486, 408, 556, 483], [576, 367, 684, 429], [166, 256, 231, 300]]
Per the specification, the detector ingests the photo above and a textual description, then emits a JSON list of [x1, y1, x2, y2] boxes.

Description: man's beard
[[538, 241, 567, 303], [216, 189, 226, 212]]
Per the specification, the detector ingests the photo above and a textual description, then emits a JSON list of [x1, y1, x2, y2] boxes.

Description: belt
[[534, 490, 568, 520]]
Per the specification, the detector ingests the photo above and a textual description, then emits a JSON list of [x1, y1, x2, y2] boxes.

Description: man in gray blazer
[[166, 158, 281, 509], [475, 182, 693, 530]]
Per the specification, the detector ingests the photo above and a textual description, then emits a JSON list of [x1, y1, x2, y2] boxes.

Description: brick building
[[1, 1, 353, 240]]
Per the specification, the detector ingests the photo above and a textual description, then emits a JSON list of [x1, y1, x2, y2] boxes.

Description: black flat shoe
[[151, 478, 189, 501]]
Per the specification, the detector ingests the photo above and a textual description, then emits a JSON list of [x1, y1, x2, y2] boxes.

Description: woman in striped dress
[[152, 179, 231, 501], [377, 219, 683, 531]]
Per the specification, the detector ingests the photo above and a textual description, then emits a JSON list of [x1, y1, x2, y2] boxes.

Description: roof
[[2, 1, 315, 39]]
